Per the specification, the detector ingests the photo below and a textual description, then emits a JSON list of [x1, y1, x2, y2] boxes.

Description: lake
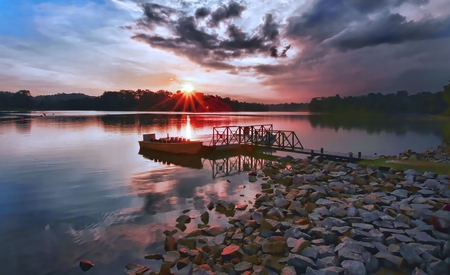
[[0, 111, 447, 274]]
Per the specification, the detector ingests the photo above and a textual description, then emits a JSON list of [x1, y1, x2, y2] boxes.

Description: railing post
[[292, 133, 294, 150], [238, 126, 241, 144]]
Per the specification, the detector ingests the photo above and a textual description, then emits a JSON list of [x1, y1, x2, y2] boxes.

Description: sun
[[182, 83, 194, 93]]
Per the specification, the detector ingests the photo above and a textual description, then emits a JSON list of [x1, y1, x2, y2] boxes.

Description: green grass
[[358, 158, 450, 175]]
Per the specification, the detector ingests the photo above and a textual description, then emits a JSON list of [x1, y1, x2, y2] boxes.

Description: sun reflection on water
[[185, 115, 192, 139]]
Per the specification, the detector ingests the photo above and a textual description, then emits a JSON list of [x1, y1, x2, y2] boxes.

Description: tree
[[444, 80, 450, 116], [12, 90, 33, 109]]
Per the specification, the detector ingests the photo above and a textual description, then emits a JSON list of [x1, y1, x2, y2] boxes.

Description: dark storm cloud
[[268, 44, 291, 58], [326, 13, 450, 50], [286, 0, 361, 43], [132, 2, 283, 71], [269, 46, 278, 57], [194, 7, 210, 19], [261, 13, 279, 40], [285, 0, 433, 44], [139, 3, 179, 26], [209, 1, 245, 27], [175, 16, 217, 48], [347, 0, 430, 13]]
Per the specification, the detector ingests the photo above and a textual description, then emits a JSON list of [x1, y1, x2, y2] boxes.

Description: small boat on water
[[138, 133, 203, 154]]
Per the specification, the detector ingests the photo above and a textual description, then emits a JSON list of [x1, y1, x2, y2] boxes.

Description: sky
[[1, 0, 450, 103]]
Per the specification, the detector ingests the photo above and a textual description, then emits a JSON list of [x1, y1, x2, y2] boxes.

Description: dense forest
[[0, 89, 308, 112], [1, 81, 450, 114], [308, 81, 450, 116]]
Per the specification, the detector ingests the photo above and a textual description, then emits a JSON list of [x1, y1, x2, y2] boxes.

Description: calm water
[[0, 111, 447, 274]]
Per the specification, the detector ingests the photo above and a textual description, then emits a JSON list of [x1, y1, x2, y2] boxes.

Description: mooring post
[[320, 148, 324, 155], [311, 150, 314, 157], [358, 152, 361, 159]]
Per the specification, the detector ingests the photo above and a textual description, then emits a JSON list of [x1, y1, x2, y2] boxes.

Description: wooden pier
[[205, 124, 378, 162]]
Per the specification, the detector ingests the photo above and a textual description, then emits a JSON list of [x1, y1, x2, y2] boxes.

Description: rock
[[178, 237, 196, 249], [391, 189, 408, 198], [176, 215, 192, 224], [235, 204, 248, 211], [234, 261, 253, 272], [163, 251, 181, 266], [414, 232, 441, 246], [411, 267, 428, 275], [424, 179, 440, 188], [300, 247, 319, 260], [125, 263, 150, 274], [323, 217, 347, 228], [290, 238, 310, 254], [375, 251, 403, 270], [203, 226, 227, 236], [176, 258, 190, 270], [361, 212, 379, 223], [221, 244, 243, 260], [274, 194, 289, 208], [430, 210, 450, 232], [331, 226, 350, 234], [443, 241, 450, 258], [351, 223, 374, 231], [79, 260, 94, 272], [305, 202, 317, 213], [200, 211, 210, 224], [317, 246, 335, 258], [164, 236, 178, 251], [144, 253, 163, 260], [363, 194, 382, 204], [176, 263, 194, 275], [426, 260, 450, 275], [263, 236, 288, 255], [281, 266, 297, 275], [392, 233, 414, 243], [287, 253, 317, 271], [335, 243, 364, 262], [316, 256, 339, 268], [399, 243, 423, 265], [330, 206, 347, 217], [341, 260, 366, 275], [207, 201, 214, 211], [362, 251, 378, 273], [388, 244, 400, 254], [347, 207, 359, 217]]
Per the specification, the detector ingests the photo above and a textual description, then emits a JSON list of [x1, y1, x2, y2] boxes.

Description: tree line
[[0, 89, 308, 112], [308, 81, 450, 116]]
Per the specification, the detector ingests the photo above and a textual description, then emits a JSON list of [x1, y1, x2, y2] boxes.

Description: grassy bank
[[358, 158, 450, 175]]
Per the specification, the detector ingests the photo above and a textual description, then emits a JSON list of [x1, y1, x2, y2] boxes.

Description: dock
[[203, 124, 378, 162]]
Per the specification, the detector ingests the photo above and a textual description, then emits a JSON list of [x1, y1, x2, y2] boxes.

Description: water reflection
[[139, 148, 203, 169], [185, 115, 192, 139], [132, 151, 276, 215], [307, 114, 449, 137], [3, 112, 446, 146], [208, 153, 277, 178], [14, 119, 31, 134]]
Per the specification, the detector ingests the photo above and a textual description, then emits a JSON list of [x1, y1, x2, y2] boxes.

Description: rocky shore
[[125, 145, 450, 275], [387, 142, 450, 163]]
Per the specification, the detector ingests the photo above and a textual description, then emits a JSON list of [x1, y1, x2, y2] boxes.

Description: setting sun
[[182, 83, 194, 93]]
